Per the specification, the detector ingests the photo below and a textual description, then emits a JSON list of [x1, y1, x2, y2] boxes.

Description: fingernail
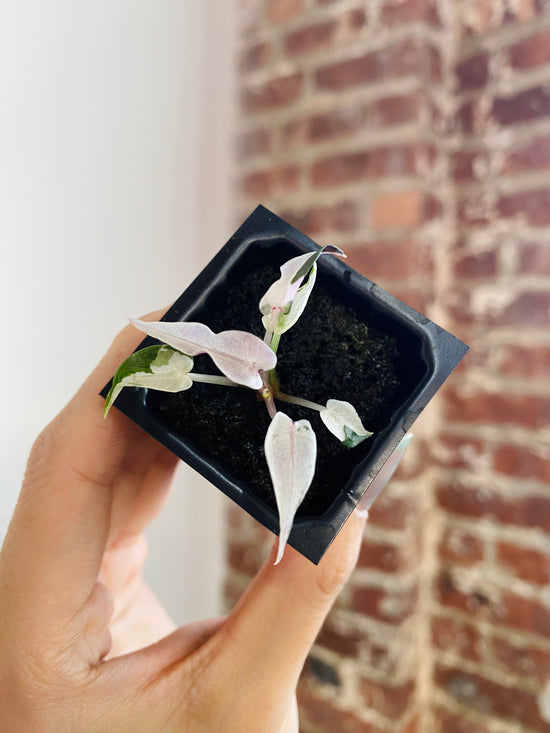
[[356, 433, 413, 514]]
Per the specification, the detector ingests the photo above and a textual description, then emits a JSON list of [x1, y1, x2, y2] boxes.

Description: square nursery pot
[[102, 205, 468, 564]]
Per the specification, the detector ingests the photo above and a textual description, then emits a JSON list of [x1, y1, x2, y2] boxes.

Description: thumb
[[215, 508, 368, 696]]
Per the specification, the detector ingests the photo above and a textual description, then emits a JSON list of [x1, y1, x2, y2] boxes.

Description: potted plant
[[102, 206, 468, 564]]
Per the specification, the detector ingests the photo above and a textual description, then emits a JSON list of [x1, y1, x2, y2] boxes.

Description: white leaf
[[264, 412, 317, 564], [129, 318, 277, 390], [104, 345, 193, 416], [260, 246, 346, 336], [320, 399, 373, 447]]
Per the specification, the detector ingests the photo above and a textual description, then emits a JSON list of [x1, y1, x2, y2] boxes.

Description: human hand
[[0, 313, 369, 733]]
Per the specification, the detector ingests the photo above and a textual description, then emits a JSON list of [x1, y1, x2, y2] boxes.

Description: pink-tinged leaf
[[129, 318, 277, 390], [264, 411, 317, 565], [259, 246, 346, 336]]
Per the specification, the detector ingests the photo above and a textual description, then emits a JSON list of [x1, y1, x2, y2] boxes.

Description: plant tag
[[264, 412, 317, 564], [129, 318, 277, 390], [104, 345, 193, 416], [320, 399, 373, 447]]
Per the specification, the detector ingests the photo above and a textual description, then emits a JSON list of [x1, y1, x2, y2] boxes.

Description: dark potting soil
[[148, 265, 405, 518]]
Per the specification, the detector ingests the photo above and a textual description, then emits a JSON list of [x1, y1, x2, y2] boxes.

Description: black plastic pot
[[102, 206, 468, 564]]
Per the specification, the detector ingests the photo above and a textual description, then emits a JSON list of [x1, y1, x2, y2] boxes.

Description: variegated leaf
[[320, 399, 373, 447], [104, 344, 193, 417], [129, 318, 277, 390], [264, 411, 317, 564], [259, 246, 345, 336]]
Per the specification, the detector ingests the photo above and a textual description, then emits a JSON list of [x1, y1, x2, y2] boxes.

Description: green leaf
[[104, 344, 193, 417], [343, 425, 369, 448], [320, 399, 372, 447]]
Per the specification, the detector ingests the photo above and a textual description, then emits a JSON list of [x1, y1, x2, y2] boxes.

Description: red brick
[[503, 134, 550, 173], [371, 190, 440, 229], [500, 344, 550, 378], [312, 146, 418, 187], [285, 20, 336, 56], [453, 250, 498, 278], [438, 526, 484, 566], [267, 0, 303, 24], [492, 635, 550, 684], [280, 201, 359, 236], [236, 128, 271, 160], [444, 388, 550, 429], [298, 688, 380, 733], [436, 482, 500, 520], [457, 193, 492, 227], [358, 536, 417, 573], [435, 665, 544, 729], [493, 86, 550, 125], [345, 7, 367, 32], [352, 584, 418, 624], [431, 615, 482, 661], [435, 571, 492, 616], [432, 706, 487, 733], [500, 591, 550, 636], [239, 41, 272, 72], [316, 38, 426, 91], [368, 491, 419, 529], [498, 188, 550, 226], [518, 241, 550, 275], [241, 165, 299, 197], [307, 106, 365, 142], [456, 99, 480, 135], [241, 73, 303, 113], [359, 677, 416, 720], [345, 240, 429, 281], [455, 52, 489, 91], [315, 622, 363, 656], [436, 433, 485, 470], [381, 0, 441, 26], [452, 288, 550, 328], [451, 150, 489, 182], [437, 482, 550, 531], [508, 29, 550, 69], [501, 291, 550, 327], [374, 91, 422, 125], [494, 444, 550, 483], [497, 541, 550, 585]]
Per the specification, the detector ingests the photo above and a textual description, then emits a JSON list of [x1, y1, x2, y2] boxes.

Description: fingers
[[1, 309, 175, 619], [213, 510, 368, 697]]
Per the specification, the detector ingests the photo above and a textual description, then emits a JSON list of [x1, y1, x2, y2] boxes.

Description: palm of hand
[[0, 318, 365, 732]]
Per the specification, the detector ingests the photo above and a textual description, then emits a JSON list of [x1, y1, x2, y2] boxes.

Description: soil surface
[[148, 264, 411, 518]]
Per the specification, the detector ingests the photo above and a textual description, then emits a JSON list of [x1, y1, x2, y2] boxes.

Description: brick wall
[[227, 1, 550, 730]]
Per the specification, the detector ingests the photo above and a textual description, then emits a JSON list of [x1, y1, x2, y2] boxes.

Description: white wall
[[0, 0, 235, 624]]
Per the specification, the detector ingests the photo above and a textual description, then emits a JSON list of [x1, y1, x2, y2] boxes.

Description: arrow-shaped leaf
[[259, 246, 346, 337], [104, 344, 193, 417], [129, 318, 277, 390], [320, 399, 373, 447], [264, 411, 317, 564]]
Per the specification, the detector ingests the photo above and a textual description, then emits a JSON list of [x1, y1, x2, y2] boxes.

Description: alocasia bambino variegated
[[105, 247, 373, 563]]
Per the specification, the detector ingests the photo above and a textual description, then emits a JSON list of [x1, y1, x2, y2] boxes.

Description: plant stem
[[275, 391, 325, 412], [261, 372, 278, 419], [189, 373, 241, 387]]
